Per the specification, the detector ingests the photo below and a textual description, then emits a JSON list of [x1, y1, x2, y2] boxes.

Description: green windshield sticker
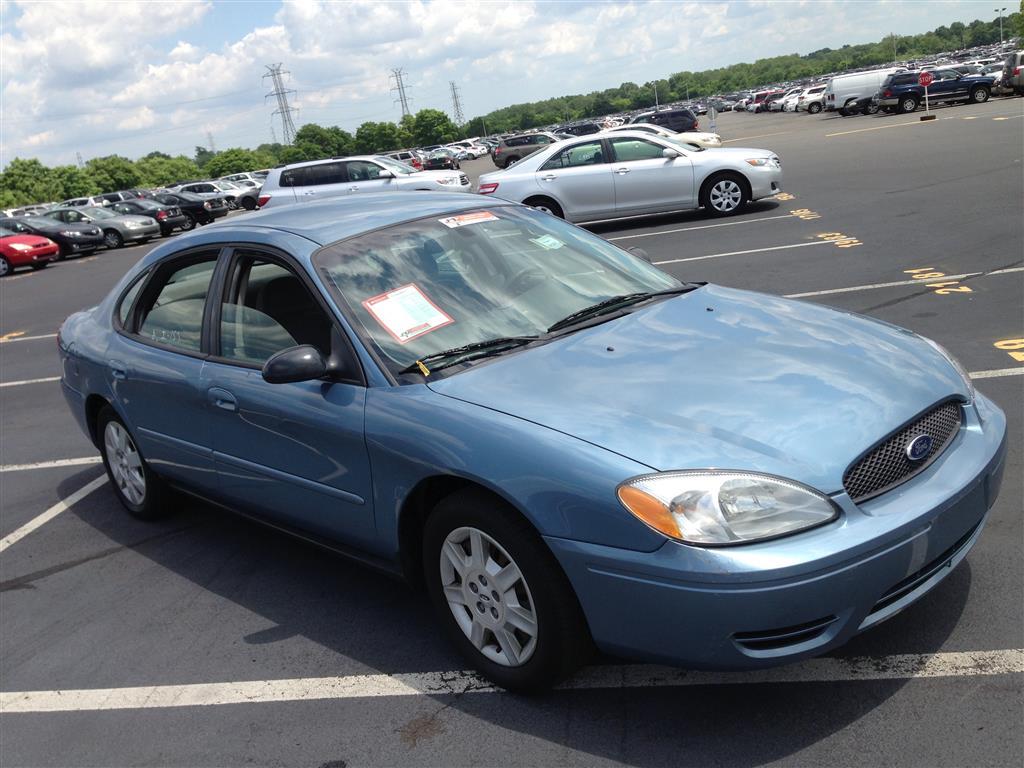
[[530, 234, 564, 250]]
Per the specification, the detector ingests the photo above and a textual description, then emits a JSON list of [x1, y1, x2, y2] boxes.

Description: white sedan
[[602, 123, 723, 148], [476, 130, 781, 222]]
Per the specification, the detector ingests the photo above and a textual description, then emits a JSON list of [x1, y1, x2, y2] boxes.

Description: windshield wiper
[[546, 285, 698, 334], [400, 336, 540, 376]]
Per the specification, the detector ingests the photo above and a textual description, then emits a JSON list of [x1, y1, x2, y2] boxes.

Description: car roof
[[199, 192, 510, 247]]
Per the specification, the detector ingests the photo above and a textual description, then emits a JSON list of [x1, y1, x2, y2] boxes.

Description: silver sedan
[[44, 206, 161, 249], [476, 131, 782, 222]]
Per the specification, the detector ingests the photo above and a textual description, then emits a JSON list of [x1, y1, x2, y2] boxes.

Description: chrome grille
[[843, 401, 962, 503], [459, 173, 469, 185]]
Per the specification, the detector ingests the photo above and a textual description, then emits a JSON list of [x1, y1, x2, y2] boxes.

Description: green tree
[[0, 158, 63, 205], [410, 109, 461, 146], [85, 155, 141, 192], [194, 146, 216, 169], [277, 145, 311, 164], [51, 165, 99, 199], [135, 155, 199, 187], [203, 148, 262, 178]]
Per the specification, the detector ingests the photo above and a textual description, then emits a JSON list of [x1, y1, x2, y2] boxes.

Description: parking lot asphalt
[[1, 97, 1022, 767]]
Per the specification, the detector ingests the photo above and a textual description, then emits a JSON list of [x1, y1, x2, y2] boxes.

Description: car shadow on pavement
[[585, 200, 783, 238], [57, 474, 973, 767]]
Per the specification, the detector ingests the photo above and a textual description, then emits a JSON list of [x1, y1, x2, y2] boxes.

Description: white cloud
[[0, 0, 1000, 165]]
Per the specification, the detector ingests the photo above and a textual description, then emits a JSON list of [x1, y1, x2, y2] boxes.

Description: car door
[[342, 160, 396, 196], [290, 161, 349, 203], [534, 139, 615, 220], [107, 250, 222, 493], [607, 136, 694, 215], [931, 69, 964, 99], [200, 248, 375, 547]]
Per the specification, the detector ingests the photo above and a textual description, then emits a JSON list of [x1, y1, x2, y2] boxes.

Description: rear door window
[[539, 140, 606, 170]]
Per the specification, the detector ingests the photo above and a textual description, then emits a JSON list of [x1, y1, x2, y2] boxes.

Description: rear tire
[[700, 172, 749, 217], [897, 95, 919, 114], [97, 406, 173, 520], [808, 102, 822, 114], [503, 156, 520, 168], [423, 488, 590, 692], [523, 197, 564, 218]]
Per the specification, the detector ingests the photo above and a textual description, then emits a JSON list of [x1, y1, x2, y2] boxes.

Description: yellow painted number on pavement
[[903, 267, 973, 296], [790, 208, 822, 220], [993, 338, 1024, 363], [773, 192, 796, 201], [0, 331, 26, 343], [816, 232, 862, 248]]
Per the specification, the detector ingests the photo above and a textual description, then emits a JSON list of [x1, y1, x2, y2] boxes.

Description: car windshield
[[662, 135, 704, 152], [314, 205, 680, 376], [83, 207, 115, 219], [375, 156, 416, 175]]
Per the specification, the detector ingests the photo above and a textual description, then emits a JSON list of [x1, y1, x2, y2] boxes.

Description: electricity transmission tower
[[264, 63, 299, 145], [449, 81, 465, 125], [206, 131, 216, 153], [390, 68, 412, 118], [75, 152, 84, 168]]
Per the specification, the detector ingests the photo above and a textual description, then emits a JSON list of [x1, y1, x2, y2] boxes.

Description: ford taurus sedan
[[477, 130, 781, 222], [59, 193, 1006, 691]]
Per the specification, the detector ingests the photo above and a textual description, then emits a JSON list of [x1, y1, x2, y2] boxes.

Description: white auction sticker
[[362, 284, 454, 344], [438, 211, 498, 228]]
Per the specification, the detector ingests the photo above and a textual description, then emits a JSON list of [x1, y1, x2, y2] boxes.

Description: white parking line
[[0, 376, 60, 388], [0, 475, 106, 554], [826, 116, 955, 137], [1, 648, 1019, 713], [655, 239, 830, 266], [784, 267, 1024, 298], [0, 332, 57, 344], [969, 368, 1024, 380], [721, 130, 791, 143], [608, 214, 793, 242], [0, 457, 102, 473]]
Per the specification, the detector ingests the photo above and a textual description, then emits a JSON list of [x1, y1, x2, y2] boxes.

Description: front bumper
[[546, 394, 1006, 669], [748, 165, 783, 201]]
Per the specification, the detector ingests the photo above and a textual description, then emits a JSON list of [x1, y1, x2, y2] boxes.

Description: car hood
[[427, 285, 968, 494], [411, 169, 460, 178]]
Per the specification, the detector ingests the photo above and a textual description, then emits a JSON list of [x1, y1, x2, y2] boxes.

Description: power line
[[264, 63, 299, 145], [390, 68, 412, 118], [449, 81, 465, 126]]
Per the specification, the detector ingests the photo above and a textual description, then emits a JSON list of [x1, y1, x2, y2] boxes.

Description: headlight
[[922, 336, 975, 402], [60, 230, 82, 237], [124, 221, 141, 229], [436, 177, 459, 185], [617, 471, 838, 546], [745, 157, 780, 168], [8, 243, 32, 252]]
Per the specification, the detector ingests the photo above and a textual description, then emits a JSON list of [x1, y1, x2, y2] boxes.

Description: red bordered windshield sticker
[[438, 210, 498, 228], [361, 283, 454, 344]]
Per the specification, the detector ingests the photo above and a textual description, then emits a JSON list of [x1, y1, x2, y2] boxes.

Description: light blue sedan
[[59, 193, 1006, 691]]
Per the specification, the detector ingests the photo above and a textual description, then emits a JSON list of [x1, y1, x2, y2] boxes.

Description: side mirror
[[262, 345, 328, 384], [628, 246, 652, 263], [375, 170, 395, 179], [662, 147, 680, 158]]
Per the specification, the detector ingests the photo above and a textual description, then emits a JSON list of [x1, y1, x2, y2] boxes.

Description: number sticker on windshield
[[439, 211, 498, 228], [362, 284, 454, 344], [529, 234, 564, 250]]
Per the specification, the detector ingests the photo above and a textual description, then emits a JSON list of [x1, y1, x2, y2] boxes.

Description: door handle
[[109, 361, 128, 380], [615, 167, 630, 175], [541, 174, 557, 181], [207, 387, 238, 412], [349, 186, 360, 191], [301, 191, 316, 196]]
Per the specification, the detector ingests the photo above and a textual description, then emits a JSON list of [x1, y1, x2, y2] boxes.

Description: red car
[[0, 227, 60, 276]]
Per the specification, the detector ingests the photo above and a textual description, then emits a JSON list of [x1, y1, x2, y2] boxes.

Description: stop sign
[[919, 71, 934, 87]]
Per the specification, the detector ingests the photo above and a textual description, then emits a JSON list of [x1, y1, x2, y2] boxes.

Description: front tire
[[241, 196, 257, 210], [180, 214, 197, 231], [102, 229, 123, 249], [700, 173, 749, 217], [97, 406, 172, 520], [31, 261, 48, 270], [0, 256, 11, 277], [423, 488, 589, 692], [970, 86, 990, 104]]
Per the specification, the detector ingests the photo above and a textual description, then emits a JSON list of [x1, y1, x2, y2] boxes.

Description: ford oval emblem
[[906, 434, 933, 462]]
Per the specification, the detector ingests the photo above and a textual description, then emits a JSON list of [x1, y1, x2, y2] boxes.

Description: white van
[[824, 69, 900, 116]]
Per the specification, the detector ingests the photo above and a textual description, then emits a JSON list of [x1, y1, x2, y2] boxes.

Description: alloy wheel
[[439, 526, 539, 667], [709, 179, 743, 212], [104, 421, 146, 506]]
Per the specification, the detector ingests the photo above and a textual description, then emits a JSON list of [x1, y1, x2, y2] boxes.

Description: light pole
[[994, 7, 1006, 45], [891, 33, 898, 62], [654, 82, 659, 110]]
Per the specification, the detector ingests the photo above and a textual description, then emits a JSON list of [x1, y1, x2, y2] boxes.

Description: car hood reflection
[[428, 284, 968, 493]]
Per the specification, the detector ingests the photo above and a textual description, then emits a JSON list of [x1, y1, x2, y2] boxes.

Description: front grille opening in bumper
[[843, 400, 963, 503], [733, 615, 838, 652], [868, 522, 981, 617]]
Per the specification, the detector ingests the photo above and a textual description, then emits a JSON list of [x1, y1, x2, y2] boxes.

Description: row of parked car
[[0, 174, 273, 275]]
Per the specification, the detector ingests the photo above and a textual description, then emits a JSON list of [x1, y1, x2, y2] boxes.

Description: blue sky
[[0, 1, 1007, 165]]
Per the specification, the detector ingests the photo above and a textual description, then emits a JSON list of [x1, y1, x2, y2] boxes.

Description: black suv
[[492, 132, 562, 169], [873, 68, 994, 114], [629, 107, 698, 133]]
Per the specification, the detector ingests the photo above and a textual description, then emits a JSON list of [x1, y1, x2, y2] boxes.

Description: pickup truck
[[873, 68, 994, 114]]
